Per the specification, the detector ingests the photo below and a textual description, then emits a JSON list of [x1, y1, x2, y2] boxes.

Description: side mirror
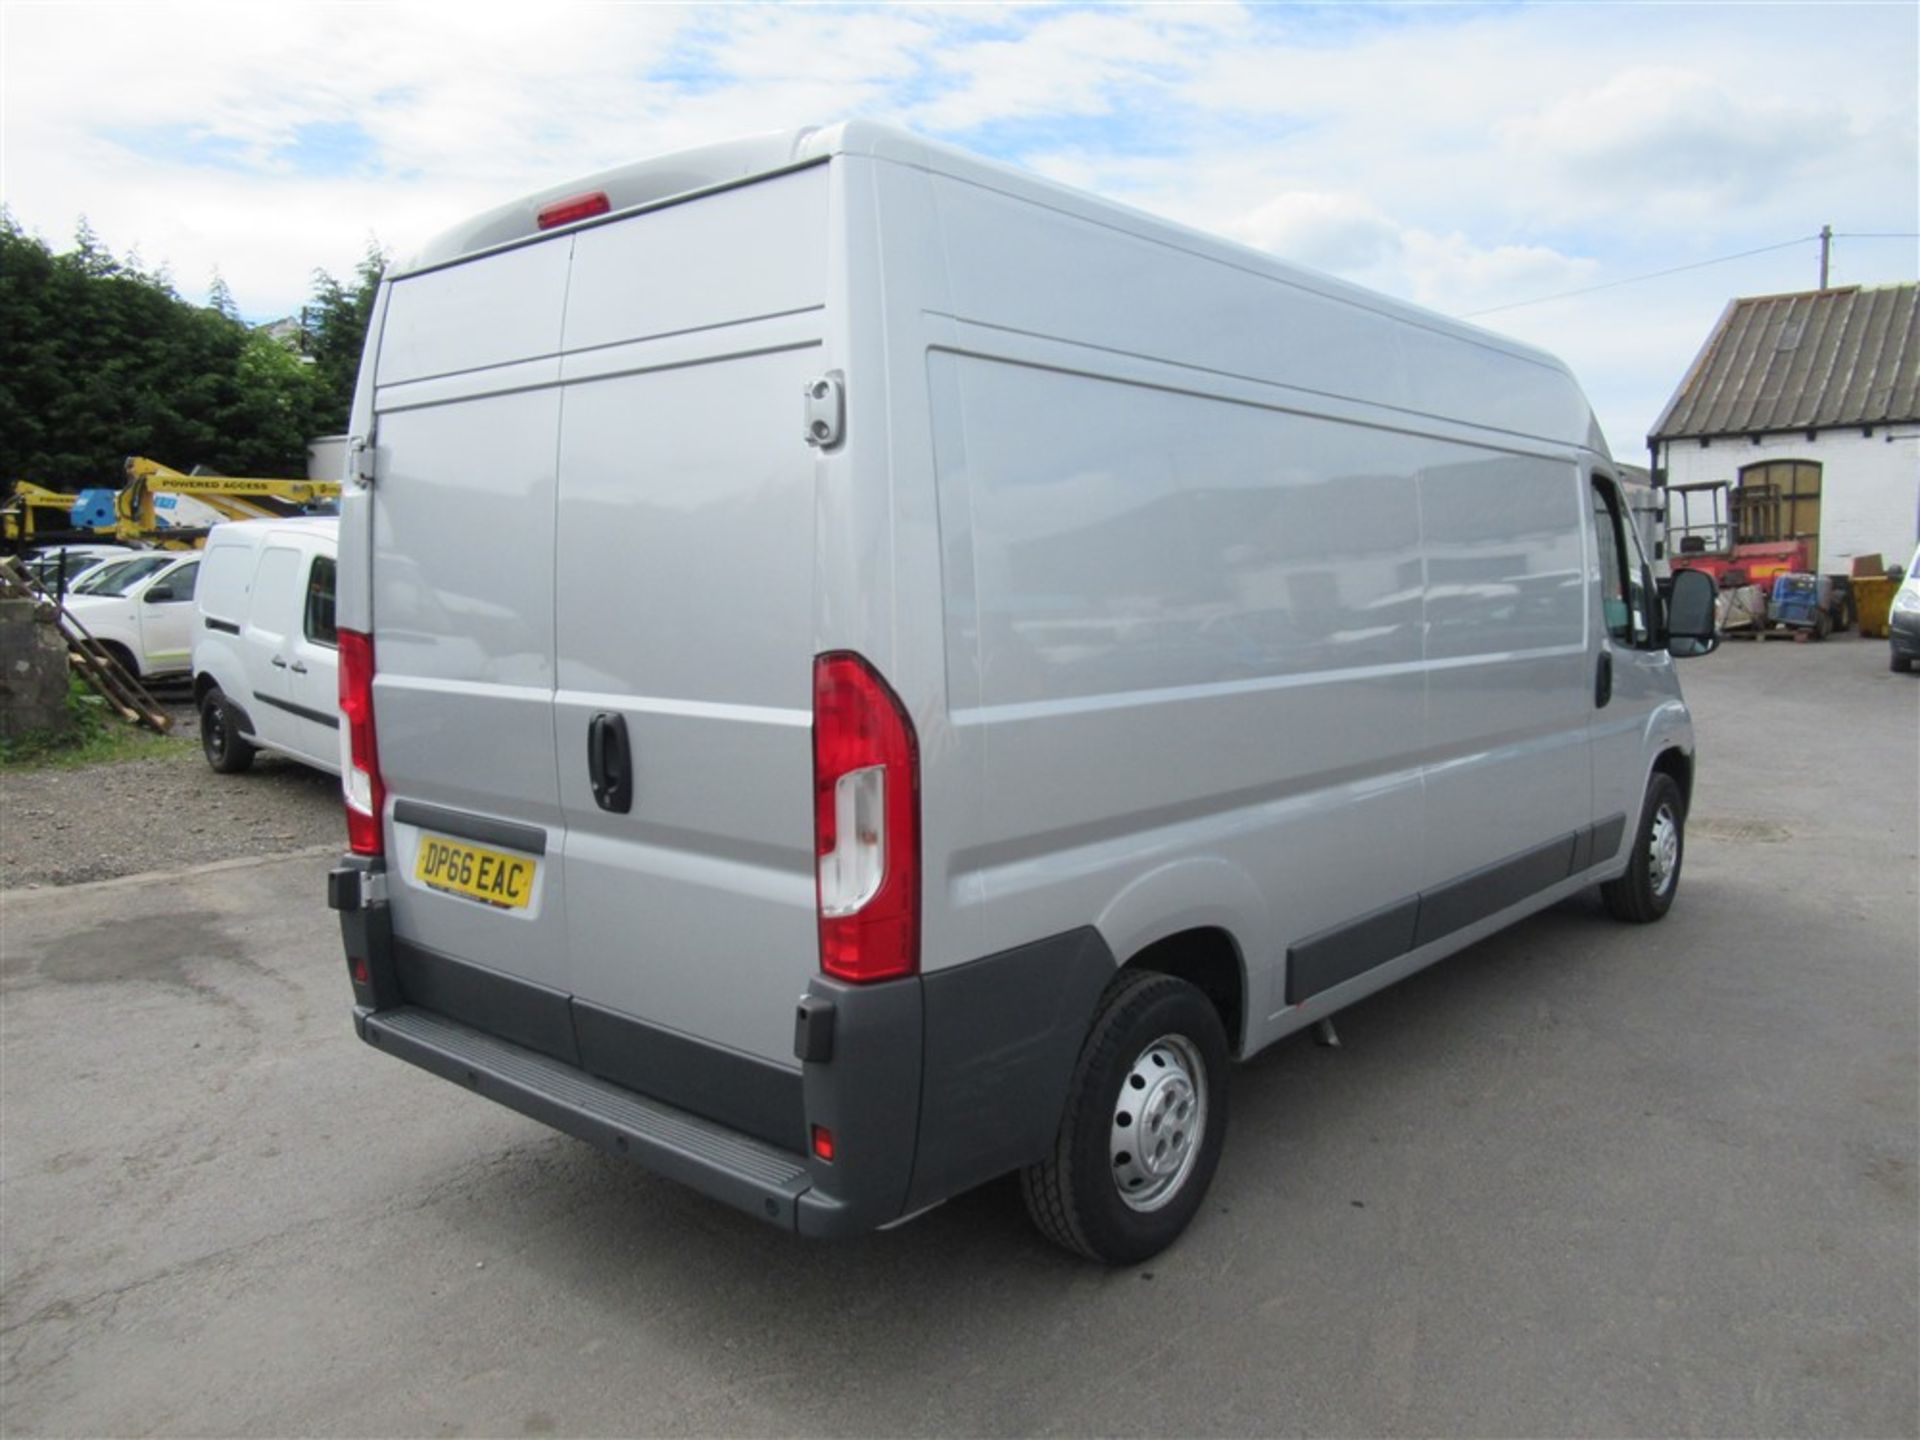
[[1666, 568, 1718, 658], [144, 585, 175, 603]]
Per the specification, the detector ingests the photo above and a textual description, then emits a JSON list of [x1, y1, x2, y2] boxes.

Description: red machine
[[1666, 481, 1814, 590]]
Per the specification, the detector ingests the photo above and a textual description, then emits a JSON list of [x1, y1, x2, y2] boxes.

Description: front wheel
[[200, 687, 256, 774], [1021, 971, 1229, 1264], [1602, 772, 1684, 923]]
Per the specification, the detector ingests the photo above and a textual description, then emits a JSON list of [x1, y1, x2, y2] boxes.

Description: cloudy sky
[[3, 1, 1915, 456]]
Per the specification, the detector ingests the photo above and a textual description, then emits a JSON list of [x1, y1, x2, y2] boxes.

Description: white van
[[328, 123, 1719, 1263], [192, 517, 341, 775]]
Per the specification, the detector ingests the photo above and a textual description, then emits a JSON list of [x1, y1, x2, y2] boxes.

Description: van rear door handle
[[289, 660, 308, 675], [1594, 650, 1613, 708], [587, 712, 633, 814]]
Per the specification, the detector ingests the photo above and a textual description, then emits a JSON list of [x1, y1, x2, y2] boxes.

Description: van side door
[[1416, 455, 1593, 920], [283, 550, 341, 769], [241, 544, 305, 753], [1587, 473, 1673, 857]]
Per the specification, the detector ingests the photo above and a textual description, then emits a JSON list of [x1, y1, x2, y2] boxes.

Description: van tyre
[[1021, 971, 1228, 1265], [200, 687, 256, 774], [1602, 772, 1684, 923]]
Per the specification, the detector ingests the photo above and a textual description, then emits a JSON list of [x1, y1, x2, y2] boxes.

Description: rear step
[[358, 1006, 812, 1228]]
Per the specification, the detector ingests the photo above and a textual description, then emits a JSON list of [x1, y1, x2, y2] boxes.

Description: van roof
[[204, 515, 340, 545], [393, 121, 1602, 455]]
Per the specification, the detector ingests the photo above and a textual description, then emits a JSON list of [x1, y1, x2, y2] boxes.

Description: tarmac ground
[[2, 637, 1914, 1437]]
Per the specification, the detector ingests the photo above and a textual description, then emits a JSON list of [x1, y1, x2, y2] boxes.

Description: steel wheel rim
[[1110, 1033, 1207, 1213], [204, 704, 227, 761], [1649, 803, 1680, 897]]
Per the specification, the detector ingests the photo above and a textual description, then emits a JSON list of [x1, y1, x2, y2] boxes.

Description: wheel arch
[[1096, 856, 1269, 1059], [1652, 746, 1693, 815], [95, 638, 139, 676], [1119, 926, 1248, 1060]]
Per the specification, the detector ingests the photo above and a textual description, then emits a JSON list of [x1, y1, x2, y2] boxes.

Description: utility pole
[[1819, 224, 1832, 289]]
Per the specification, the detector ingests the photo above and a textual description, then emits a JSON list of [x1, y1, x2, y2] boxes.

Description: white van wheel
[[200, 687, 256, 775], [1021, 971, 1228, 1264]]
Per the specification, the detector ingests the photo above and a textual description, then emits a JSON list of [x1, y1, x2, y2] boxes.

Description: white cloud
[[0, 0, 1914, 454], [1504, 66, 1857, 217], [1226, 191, 1402, 272], [910, 6, 1241, 131]]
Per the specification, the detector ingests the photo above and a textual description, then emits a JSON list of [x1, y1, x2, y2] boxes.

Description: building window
[[1736, 460, 1821, 546]]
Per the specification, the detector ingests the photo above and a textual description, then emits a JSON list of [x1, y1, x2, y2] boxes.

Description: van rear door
[[550, 167, 829, 1084], [371, 239, 575, 1001]]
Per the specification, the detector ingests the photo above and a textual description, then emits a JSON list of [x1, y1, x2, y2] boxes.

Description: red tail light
[[338, 628, 385, 856], [536, 190, 610, 230], [812, 652, 919, 983]]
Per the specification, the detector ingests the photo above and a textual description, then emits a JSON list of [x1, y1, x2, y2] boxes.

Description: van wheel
[[1021, 971, 1228, 1265], [1602, 773, 1684, 923], [1894, 651, 1914, 674], [200, 687, 256, 774]]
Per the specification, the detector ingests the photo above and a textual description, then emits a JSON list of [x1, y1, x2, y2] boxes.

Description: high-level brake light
[[812, 652, 919, 983], [536, 191, 610, 230], [338, 628, 385, 856]]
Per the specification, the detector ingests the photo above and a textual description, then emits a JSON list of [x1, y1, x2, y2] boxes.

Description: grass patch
[[0, 675, 190, 770]]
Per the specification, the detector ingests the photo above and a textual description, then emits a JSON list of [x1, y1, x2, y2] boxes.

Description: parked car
[[1890, 545, 1920, 673], [328, 121, 1719, 1263], [192, 517, 341, 774], [61, 552, 201, 678], [22, 543, 139, 593]]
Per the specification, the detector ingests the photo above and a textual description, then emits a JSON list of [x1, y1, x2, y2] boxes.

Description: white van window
[[303, 556, 337, 647]]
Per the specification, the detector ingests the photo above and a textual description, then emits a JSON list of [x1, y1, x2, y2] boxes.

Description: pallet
[[1723, 625, 1814, 643]]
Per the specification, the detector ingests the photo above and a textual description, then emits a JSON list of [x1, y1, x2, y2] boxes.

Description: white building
[[1650, 283, 1919, 577]]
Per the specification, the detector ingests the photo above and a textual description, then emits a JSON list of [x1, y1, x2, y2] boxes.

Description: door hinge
[[349, 433, 377, 486], [803, 372, 844, 450]]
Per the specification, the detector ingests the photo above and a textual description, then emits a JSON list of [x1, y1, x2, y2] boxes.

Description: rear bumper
[[355, 1005, 817, 1228], [331, 854, 1114, 1239]]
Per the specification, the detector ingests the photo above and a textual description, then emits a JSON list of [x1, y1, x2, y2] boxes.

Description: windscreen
[[72, 555, 171, 596]]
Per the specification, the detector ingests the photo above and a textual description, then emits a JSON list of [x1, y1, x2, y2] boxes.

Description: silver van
[[329, 122, 1719, 1263]]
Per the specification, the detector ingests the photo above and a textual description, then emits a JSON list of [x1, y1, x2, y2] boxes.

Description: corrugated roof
[[1650, 282, 1920, 441]]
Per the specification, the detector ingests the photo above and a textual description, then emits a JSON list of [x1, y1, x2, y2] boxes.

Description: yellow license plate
[[414, 834, 537, 910]]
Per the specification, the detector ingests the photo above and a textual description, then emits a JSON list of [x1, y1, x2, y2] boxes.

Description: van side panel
[[1418, 455, 1591, 891], [928, 351, 1427, 1015], [926, 173, 1593, 445], [912, 163, 1601, 1044]]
